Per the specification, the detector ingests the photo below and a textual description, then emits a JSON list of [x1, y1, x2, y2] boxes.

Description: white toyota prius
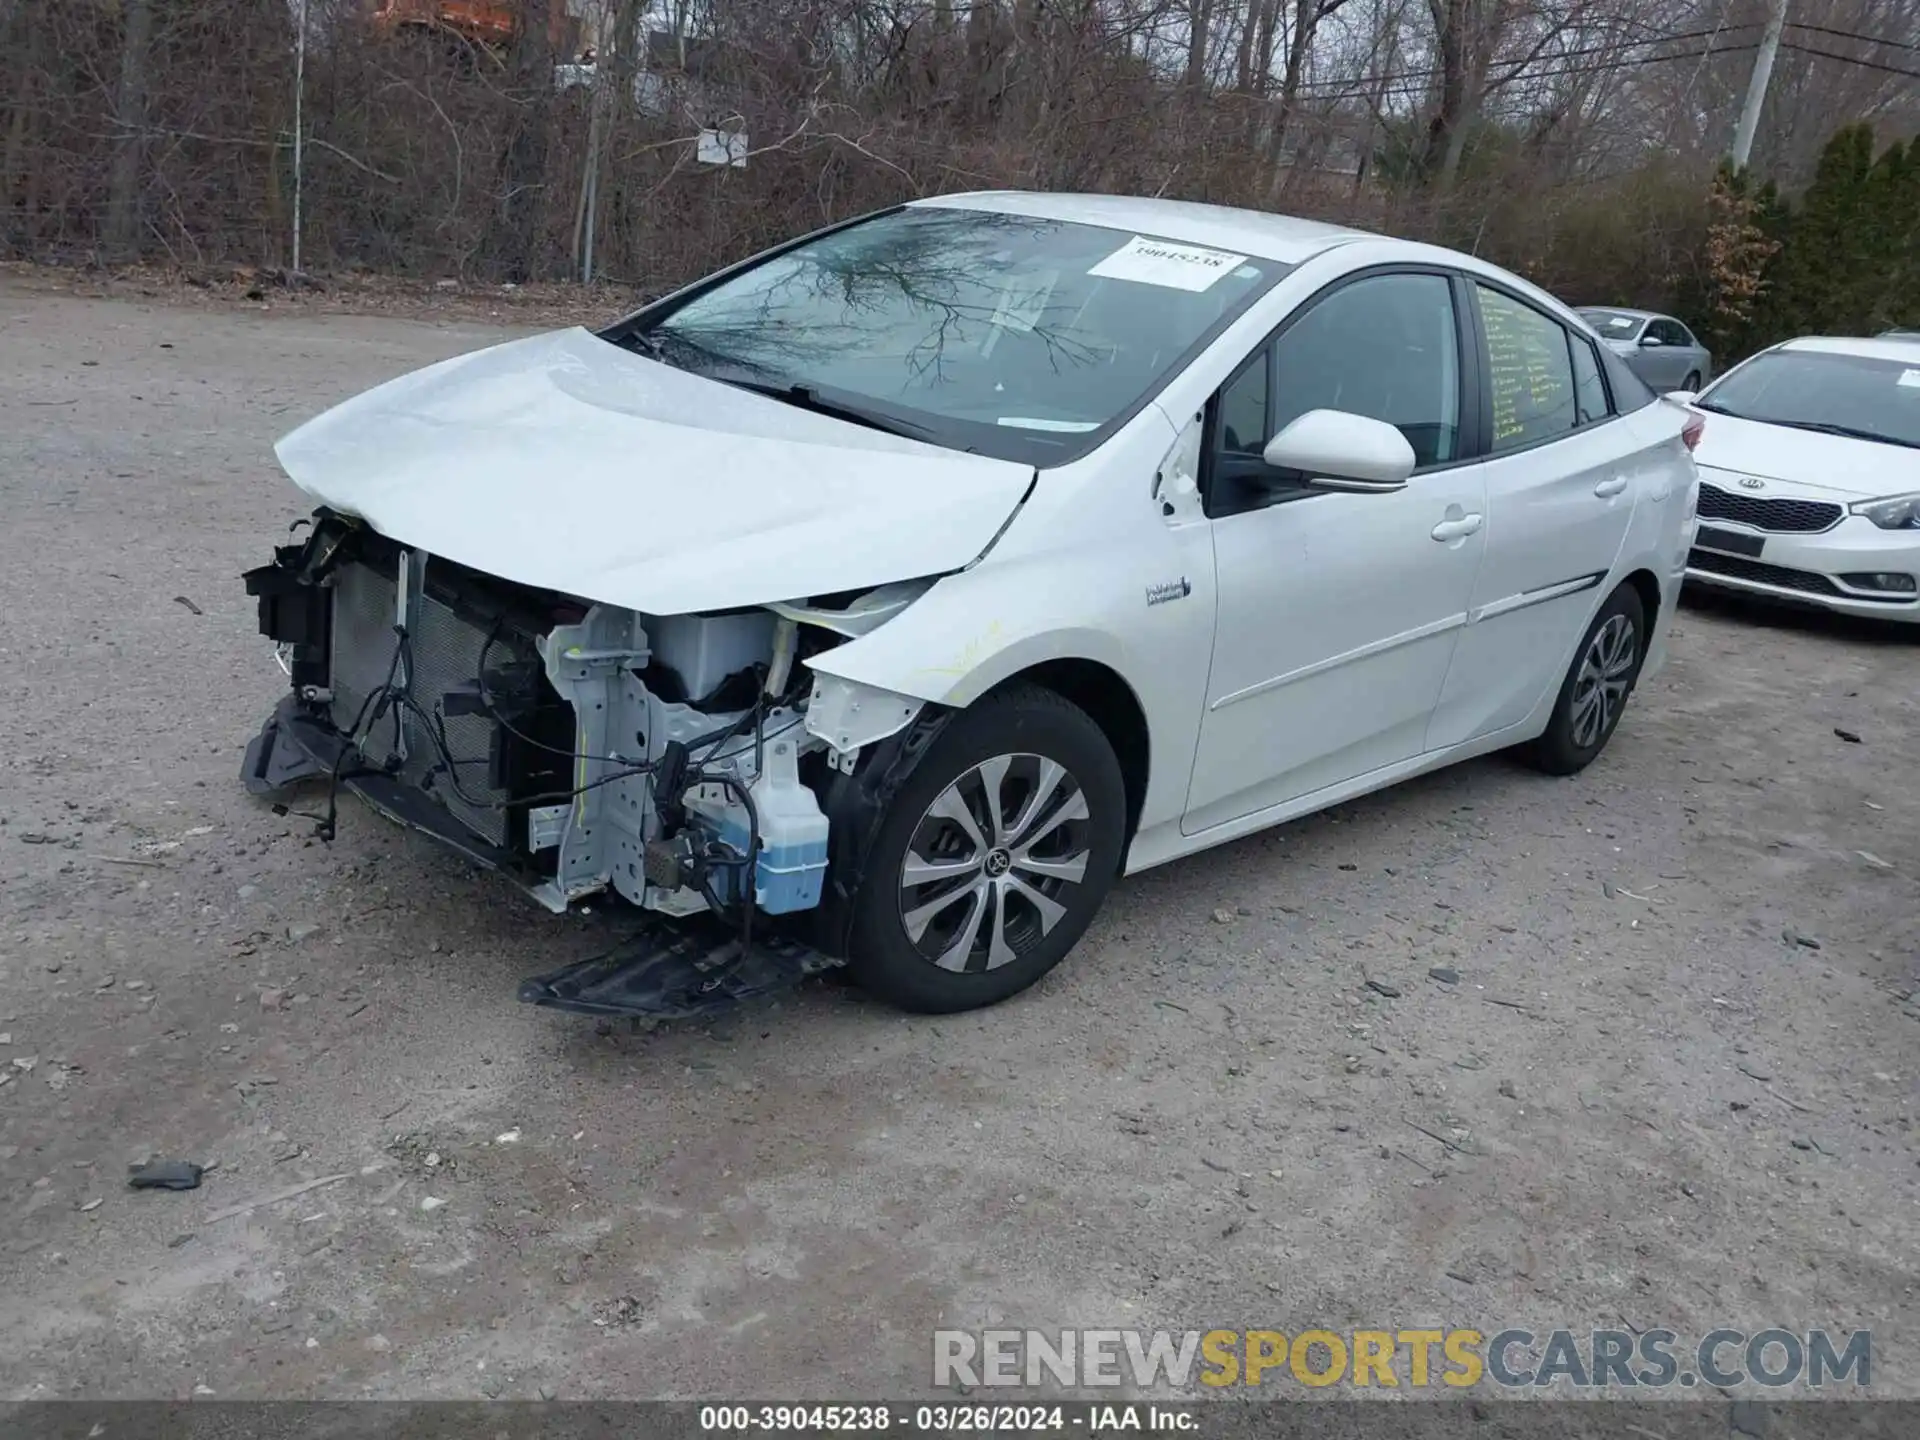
[[1682, 336, 1920, 620], [239, 192, 1701, 1015]]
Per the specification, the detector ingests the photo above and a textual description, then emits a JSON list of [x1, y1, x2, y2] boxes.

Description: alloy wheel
[[1570, 614, 1637, 749], [897, 752, 1093, 972]]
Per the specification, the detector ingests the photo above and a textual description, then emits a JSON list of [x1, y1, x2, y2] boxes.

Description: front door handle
[[1594, 476, 1629, 499], [1431, 514, 1484, 542]]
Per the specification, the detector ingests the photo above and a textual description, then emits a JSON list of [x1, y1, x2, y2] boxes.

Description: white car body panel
[[806, 229, 1696, 875], [1683, 339, 1920, 622], [260, 194, 1699, 898], [1429, 403, 1678, 747], [272, 327, 1036, 616], [1185, 470, 1489, 832], [1687, 408, 1920, 498], [805, 403, 1218, 846]]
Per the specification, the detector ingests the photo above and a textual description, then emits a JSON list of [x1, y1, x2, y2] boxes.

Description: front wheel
[[843, 685, 1127, 1013], [1522, 583, 1646, 776]]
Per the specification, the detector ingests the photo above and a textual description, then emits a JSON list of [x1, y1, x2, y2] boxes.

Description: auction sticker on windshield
[[1089, 235, 1249, 291]]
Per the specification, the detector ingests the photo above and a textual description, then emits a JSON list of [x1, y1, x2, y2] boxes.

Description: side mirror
[[1639, 334, 1664, 348], [1261, 410, 1415, 493], [1664, 390, 1698, 405]]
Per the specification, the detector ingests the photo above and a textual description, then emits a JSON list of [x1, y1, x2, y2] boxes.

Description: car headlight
[[1849, 492, 1920, 530]]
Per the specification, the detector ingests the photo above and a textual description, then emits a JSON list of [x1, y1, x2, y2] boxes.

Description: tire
[[1522, 583, 1647, 776], [843, 685, 1126, 1013], [1682, 371, 1701, 391]]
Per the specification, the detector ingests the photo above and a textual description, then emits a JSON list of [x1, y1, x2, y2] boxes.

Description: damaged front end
[[240, 511, 930, 1015]]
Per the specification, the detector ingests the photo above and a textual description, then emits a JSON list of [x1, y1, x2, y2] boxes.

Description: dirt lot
[[1, 275, 1916, 1403]]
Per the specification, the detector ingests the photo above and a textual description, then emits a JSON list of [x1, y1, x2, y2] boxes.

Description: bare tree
[[0, 0, 1912, 343], [105, 0, 157, 257], [488, 0, 557, 279]]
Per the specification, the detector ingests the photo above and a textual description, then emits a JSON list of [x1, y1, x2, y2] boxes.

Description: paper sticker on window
[[1899, 368, 1920, 388], [1088, 236, 1249, 292]]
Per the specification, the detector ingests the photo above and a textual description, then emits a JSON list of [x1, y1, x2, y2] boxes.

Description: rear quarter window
[[1598, 345, 1655, 411]]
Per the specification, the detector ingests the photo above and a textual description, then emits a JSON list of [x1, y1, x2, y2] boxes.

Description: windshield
[[1697, 349, 1920, 449], [1580, 309, 1646, 339], [615, 207, 1286, 465]]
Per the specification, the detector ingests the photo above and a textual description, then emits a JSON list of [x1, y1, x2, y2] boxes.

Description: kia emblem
[[1737, 477, 1766, 491]]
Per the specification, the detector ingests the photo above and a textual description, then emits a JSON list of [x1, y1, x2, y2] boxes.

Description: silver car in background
[[1579, 308, 1713, 392]]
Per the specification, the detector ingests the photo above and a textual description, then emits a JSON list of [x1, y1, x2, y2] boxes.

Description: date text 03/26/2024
[[698, 1405, 1196, 1432]]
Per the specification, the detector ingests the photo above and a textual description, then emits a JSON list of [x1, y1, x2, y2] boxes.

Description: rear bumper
[[1686, 515, 1920, 622]]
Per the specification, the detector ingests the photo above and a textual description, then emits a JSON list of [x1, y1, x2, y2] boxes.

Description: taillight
[[1680, 411, 1705, 452]]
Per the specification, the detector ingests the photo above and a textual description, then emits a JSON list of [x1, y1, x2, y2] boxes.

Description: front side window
[[1217, 351, 1270, 457], [617, 207, 1286, 465], [1696, 349, 1920, 449], [1266, 273, 1462, 466], [1478, 286, 1578, 451]]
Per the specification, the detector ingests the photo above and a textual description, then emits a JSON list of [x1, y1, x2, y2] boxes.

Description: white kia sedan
[[1684, 336, 1920, 620], [240, 193, 1700, 1014]]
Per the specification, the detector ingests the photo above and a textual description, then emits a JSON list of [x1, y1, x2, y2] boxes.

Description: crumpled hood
[[273, 327, 1035, 615], [1691, 408, 1920, 500]]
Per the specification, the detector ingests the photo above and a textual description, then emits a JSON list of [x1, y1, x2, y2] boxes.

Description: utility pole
[[1730, 0, 1790, 172], [292, 0, 307, 274]]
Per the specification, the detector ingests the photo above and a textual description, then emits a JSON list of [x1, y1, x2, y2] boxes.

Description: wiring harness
[[282, 610, 812, 965]]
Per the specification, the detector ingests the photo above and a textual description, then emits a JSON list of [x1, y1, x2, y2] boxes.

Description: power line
[[1781, 39, 1920, 80], [1233, 16, 1917, 111], [1787, 20, 1920, 55], [1277, 25, 1760, 102]]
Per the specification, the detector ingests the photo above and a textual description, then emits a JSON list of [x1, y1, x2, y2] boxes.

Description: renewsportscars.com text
[[933, 1327, 1873, 1390]]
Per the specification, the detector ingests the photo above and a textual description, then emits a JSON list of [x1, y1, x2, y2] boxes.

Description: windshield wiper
[[719, 378, 936, 442], [1762, 417, 1917, 449], [613, 330, 938, 443]]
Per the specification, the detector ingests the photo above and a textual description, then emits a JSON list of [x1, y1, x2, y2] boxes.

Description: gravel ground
[[1, 277, 1916, 1403]]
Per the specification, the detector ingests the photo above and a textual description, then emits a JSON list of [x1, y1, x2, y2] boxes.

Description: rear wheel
[[844, 686, 1126, 1013], [1682, 370, 1701, 390], [1522, 584, 1647, 776]]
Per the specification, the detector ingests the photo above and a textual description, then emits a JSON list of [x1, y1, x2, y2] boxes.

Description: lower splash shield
[[517, 916, 844, 1020]]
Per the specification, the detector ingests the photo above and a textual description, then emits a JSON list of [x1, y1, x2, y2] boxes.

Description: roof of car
[[912, 191, 1372, 264], [1579, 306, 1663, 320], [1778, 335, 1920, 361]]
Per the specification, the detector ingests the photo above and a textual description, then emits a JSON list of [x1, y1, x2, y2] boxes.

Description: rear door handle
[[1430, 514, 1484, 542], [1594, 476, 1629, 499]]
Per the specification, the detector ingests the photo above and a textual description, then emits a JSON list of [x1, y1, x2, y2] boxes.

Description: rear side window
[[1597, 345, 1655, 412], [1477, 286, 1578, 451], [1570, 333, 1610, 424]]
